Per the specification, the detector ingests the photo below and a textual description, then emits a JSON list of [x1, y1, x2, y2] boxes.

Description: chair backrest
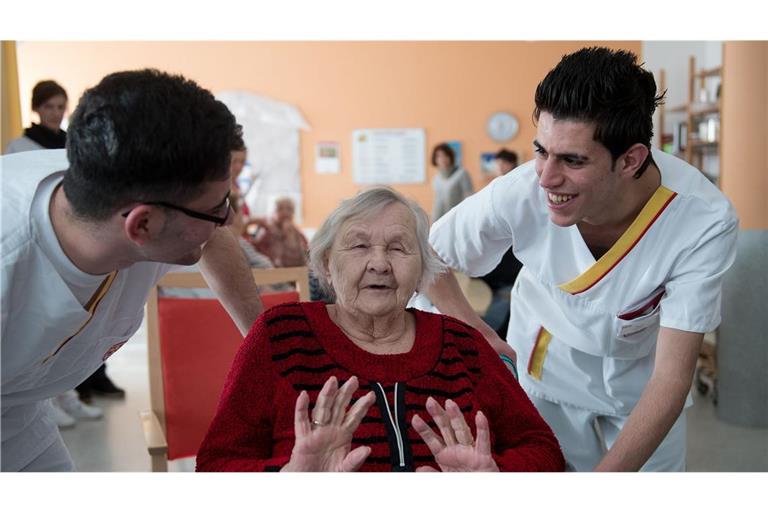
[[145, 266, 309, 461]]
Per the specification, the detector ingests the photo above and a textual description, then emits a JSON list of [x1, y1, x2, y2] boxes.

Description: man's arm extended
[[594, 327, 702, 471], [422, 268, 517, 362], [198, 228, 263, 336]]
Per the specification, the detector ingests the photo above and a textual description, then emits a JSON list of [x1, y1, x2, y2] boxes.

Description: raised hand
[[411, 397, 500, 472], [281, 375, 376, 472]]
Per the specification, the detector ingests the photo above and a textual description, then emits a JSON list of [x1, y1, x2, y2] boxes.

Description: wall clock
[[486, 111, 519, 142]]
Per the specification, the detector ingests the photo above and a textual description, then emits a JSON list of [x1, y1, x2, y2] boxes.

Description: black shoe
[[91, 376, 126, 399], [77, 387, 94, 404]]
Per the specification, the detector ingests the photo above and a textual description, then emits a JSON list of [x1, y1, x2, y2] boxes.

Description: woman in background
[[5, 80, 68, 154], [430, 142, 473, 222]]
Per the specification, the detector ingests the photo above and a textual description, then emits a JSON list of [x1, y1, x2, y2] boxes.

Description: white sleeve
[[1, 257, 11, 343], [429, 176, 516, 277], [660, 215, 738, 333]]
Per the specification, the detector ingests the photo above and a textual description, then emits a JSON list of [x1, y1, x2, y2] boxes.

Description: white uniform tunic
[[4, 135, 45, 155], [1, 150, 172, 471], [429, 149, 737, 421]]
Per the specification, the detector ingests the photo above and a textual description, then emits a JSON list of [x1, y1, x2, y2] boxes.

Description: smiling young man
[[1, 69, 262, 471], [424, 47, 738, 471]]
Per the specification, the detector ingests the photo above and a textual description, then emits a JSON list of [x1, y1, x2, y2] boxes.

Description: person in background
[[227, 144, 326, 300], [430, 142, 473, 222], [5, 80, 68, 154], [229, 135, 250, 219], [424, 47, 738, 471], [251, 196, 308, 268], [75, 363, 127, 404], [479, 149, 524, 339], [1, 69, 263, 471], [3, 79, 104, 429], [159, 133, 289, 300], [494, 148, 519, 176], [227, 131, 273, 271], [230, 143, 247, 188], [196, 187, 564, 472]]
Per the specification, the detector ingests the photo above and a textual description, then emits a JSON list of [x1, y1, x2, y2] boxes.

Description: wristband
[[500, 354, 518, 380]]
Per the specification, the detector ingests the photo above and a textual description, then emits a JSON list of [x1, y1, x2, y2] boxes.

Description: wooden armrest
[[139, 410, 168, 456]]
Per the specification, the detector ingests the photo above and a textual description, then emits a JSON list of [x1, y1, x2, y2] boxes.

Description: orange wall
[[16, 41, 640, 227], [721, 41, 768, 230]]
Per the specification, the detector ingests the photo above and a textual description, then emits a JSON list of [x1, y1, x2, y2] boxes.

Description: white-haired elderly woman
[[196, 187, 564, 472]]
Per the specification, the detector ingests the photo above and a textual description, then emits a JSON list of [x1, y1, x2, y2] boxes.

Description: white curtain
[[216, 91, 310, 224]]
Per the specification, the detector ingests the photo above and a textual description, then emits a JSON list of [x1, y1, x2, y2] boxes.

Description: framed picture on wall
[[447, 140, 462, 167], [480, 152, 497, 175], [316, 141, 341, 174]]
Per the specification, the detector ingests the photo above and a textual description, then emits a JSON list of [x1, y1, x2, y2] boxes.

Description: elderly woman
[[250, 196, 309, 268], [196, 187, 564, 472]]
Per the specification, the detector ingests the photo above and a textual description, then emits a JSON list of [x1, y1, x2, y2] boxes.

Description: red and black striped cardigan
[[196, 301, 564, 472]]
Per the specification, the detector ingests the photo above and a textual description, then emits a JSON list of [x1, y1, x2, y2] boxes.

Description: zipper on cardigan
[[375, 382, 405, 468]]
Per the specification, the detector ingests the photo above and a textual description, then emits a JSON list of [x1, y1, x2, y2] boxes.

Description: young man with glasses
[[1, 69, 263, 471]]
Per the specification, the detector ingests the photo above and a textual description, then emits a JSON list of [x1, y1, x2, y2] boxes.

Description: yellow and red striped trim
[[559, 186, 677, 295], [527, 326, 553, 380], [41, 270, 118, 365]]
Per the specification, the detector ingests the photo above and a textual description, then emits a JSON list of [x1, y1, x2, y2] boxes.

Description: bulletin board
[[352, 128, 426, 184]]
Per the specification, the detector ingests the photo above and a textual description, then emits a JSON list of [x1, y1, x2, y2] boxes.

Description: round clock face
[[486, 112, 519, 142]]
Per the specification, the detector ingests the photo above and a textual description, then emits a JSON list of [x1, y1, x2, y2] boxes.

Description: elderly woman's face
[[326, 202, 422, 318], [274, 200, 295, 224]]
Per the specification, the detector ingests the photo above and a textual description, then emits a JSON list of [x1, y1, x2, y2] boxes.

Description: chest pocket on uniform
[[612, 288, 664, 359]]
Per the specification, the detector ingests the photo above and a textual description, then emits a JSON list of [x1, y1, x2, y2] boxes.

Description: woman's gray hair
[[309, 186, 445, 300]]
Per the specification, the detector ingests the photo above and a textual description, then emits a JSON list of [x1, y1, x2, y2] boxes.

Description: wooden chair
[[453, 270, 493, 316], [140, 266, 309, 471]]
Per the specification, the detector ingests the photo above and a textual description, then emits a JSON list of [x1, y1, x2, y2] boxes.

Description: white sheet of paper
[[352, 128, 426, 184], [316, 141, 340, 174]]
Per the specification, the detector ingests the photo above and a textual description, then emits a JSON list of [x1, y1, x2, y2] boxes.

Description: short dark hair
[[494, 148, 518, 167], [533, 47, 665, 177], [431, 143, 455, 167], [31, 80, 67, 110], [63, 69, 238, 221]]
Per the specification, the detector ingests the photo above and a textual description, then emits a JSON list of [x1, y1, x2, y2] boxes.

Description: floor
[[61, 318, 768, 472]]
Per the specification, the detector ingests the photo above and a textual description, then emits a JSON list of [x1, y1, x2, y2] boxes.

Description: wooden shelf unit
[[658, 56, 722, 179]]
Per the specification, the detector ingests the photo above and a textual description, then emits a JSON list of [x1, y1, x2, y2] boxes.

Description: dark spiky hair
[[533, 47, 665, 177], [63, 69, 238, 220]]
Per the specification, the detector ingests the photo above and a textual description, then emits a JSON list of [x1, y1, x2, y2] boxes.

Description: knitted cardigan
[[196, 301, 564, 472]]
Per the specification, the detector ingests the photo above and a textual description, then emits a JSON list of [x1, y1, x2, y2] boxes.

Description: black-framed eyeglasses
[[121, 193, 231, 226]]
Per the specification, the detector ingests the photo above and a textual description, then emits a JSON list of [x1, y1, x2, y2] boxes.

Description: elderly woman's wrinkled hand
[[281, 375, 376, 472], [411, 397, 500, 472]]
